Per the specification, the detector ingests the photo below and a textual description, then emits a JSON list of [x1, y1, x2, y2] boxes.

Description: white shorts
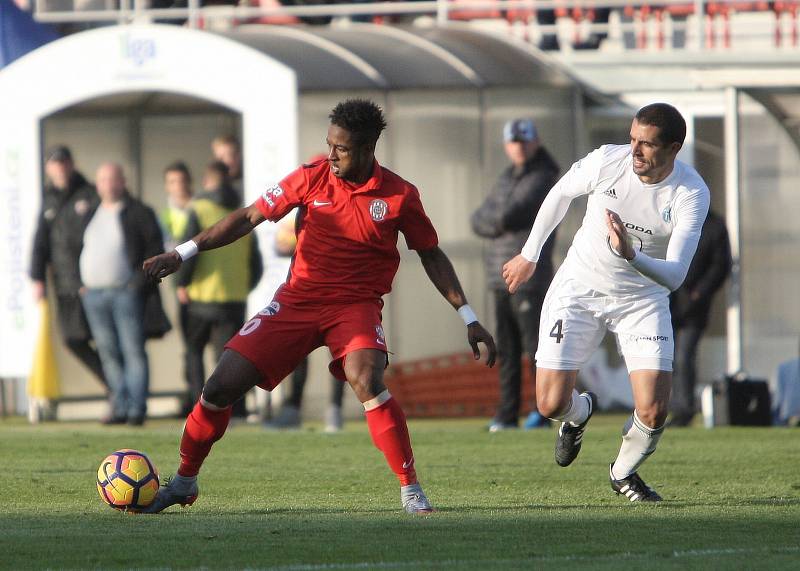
[[535, 271, 673, 373]]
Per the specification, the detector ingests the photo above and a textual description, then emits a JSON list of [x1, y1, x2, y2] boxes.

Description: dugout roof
[[219, 23, 576, 91], [59, 23, 595, 115], [747, 88, 800, 152]]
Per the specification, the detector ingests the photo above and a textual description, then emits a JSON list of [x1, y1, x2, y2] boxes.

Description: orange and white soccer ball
[[96, 449, 159, 512]]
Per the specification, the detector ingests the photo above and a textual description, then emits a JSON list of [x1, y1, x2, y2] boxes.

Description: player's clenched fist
[[605, 208, 635, 261], [142, 251, 183, 283], [502, 254, 537, 294]]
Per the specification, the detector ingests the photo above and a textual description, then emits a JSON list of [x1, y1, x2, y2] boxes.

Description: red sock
[[365, 397, 418, 486], [178, 401, 232, 477]]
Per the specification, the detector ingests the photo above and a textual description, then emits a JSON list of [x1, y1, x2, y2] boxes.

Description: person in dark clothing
[[669, 209, 731, 426], [79, 163, 172, 426], [471, 119, 560, 431], [264, 207, 346, 432], [211, 135, 243, 202], [536, 7, 610, 51], [30, 145, 107, 392], [174, 161, 263, 420]]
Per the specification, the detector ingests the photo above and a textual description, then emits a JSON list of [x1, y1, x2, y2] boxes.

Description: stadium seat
[[774, 0, 799, 46]]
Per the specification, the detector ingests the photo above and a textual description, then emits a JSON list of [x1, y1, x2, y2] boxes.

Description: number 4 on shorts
[[549, 319, 564, 343]]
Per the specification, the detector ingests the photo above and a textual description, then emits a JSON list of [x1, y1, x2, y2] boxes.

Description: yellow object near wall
[[27, 300, 61, 401]]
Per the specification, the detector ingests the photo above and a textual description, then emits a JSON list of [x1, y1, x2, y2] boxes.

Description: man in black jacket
[[471, 119, 560, 431], [669, 209, 731, 426], [79, 162, 171, 426], [30, 146, 107, 392]]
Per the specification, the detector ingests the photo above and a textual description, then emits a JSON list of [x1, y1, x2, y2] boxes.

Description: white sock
[[611, 411, 665, 480], [549, 390, 590, 426]]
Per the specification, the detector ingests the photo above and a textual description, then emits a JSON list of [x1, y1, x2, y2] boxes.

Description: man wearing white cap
[[472, 119, 560, 432]]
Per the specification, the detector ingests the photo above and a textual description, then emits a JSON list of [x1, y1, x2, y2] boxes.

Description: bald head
[[95, 162, 126, 204]]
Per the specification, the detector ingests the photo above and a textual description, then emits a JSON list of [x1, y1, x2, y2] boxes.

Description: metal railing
[[28, 0, 800, 51]]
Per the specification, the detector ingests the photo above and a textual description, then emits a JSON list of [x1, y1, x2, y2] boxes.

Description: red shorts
[[225, 294, 387, 390]]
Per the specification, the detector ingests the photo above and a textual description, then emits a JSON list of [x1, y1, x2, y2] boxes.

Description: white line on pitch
[[259, 546, 800, 570]]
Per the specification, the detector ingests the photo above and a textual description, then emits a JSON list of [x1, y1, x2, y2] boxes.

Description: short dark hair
[[635, 103, 686, 147], [329, 99, 387, 147], [164, 161, 192, 182], [212, 135, 240, 151], [46, 145, 72, 163], [206, 160, 229, 178]]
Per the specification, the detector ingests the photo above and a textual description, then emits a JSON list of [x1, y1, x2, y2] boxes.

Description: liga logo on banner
[[120, 33, 157, 67]]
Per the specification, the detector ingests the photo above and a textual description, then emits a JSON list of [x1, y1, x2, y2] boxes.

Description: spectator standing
[[471, 119, 560, 431], [159, 161, 195, 414], [160, 161, 194, 252], [211, 135, 243, 202], [774, 342, 800, 427], [30, 145, 107, 393], [174, 161, 263, 420], [79, 162, 171, 426], [536, 8, 610, 51], [669, 209, 731, 426]]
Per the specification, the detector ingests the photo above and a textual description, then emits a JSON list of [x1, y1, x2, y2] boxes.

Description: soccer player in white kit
[[503, 103, 710, 502]]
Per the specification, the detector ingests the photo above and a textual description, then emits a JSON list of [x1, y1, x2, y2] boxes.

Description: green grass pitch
[[2, 415, 799, 570]]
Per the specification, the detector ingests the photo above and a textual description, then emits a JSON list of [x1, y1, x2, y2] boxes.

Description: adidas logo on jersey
[[603, 188, 618, 199]]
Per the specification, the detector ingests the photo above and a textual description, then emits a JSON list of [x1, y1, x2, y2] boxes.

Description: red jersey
[[254, 159, 439, 305]]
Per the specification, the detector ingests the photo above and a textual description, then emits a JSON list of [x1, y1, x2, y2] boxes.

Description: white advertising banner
[[0, 24, 297, 377]]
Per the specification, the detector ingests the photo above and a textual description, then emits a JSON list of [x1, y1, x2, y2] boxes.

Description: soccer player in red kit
[[142, 99, 497, 514]]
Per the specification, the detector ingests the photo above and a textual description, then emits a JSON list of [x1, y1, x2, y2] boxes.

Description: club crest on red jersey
[[369, 199, 388, 221], [259, 301, 281, 316]]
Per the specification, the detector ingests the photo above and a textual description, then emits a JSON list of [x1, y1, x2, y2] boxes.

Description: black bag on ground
[[701, 375, 772, 426]]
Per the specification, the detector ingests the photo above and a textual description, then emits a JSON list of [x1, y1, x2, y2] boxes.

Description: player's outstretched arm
[[143, 204, 266, 282], [417, 246, 497, 367]]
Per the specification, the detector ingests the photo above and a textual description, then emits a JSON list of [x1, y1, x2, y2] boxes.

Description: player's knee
[[344, 350, 387, 402], [201, 349, 262, 408], [348, 370, 384, 402], [537, 393, 571, 419], [202, 375, 235, 408], [636, 402, 669, 428]]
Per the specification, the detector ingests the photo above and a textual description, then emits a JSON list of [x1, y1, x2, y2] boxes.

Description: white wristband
[[458, 304, 478, 326], [174, 240, 198, 261]]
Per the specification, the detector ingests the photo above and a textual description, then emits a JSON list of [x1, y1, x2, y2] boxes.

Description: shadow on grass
[[664, 497, 800, 508], [213, 494, 800, 516], [134, 492, 800, 517], [3, 506, 799, 570]]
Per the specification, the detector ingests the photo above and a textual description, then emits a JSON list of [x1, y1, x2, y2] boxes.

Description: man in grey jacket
[[471, 119, 560, 431]]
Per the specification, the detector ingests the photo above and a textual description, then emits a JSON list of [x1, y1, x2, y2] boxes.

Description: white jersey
[[521, 144, 710, 298]]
